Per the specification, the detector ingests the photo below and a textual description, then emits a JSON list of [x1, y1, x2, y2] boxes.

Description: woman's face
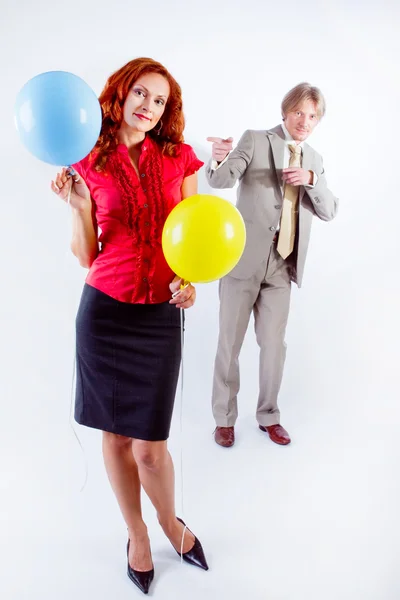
[[122, 72, 170, 133]]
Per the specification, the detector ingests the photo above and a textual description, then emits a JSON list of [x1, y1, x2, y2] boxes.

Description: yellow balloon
[[162, 194, 246, 283]]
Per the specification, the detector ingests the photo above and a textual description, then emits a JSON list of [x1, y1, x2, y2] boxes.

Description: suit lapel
[[300, 143, 313, 202], [267, 128, 286, 197]]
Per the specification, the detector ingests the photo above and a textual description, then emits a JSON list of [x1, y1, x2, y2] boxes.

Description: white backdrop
[[1, 1, 400, 599]]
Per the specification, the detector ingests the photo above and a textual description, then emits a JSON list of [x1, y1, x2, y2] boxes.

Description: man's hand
[[282, 168, 313, 186], [206, 137, 234, 163]]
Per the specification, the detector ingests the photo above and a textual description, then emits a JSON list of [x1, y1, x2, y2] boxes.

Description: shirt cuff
[[211, 153, 230, 171], [304, 170, 318, 188]]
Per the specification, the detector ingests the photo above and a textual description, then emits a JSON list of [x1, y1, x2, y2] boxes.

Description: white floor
[[2, 267, 400, 600]]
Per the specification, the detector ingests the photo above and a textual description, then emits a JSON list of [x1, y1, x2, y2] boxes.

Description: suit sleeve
[[304, 154, 338, 221], [205, 129, 254, 189]]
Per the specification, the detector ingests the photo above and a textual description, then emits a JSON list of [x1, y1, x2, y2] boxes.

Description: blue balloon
[[14, 71, 102, 166]]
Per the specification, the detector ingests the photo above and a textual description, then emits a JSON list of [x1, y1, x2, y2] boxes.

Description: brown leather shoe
[[214, 426, 235, 447], [259, 424, 291, 445]]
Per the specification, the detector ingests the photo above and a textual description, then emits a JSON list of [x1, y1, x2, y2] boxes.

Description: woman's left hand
[[169, 276, 196, 309]]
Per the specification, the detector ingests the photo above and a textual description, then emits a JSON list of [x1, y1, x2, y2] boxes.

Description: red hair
[[93, 57, 185, 171]]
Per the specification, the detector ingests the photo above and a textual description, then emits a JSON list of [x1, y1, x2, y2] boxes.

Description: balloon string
[[178, 306, 187, 563], [69, 351, 89, 492], [65, 178, 88, 492], [67, 176, 72, 205]]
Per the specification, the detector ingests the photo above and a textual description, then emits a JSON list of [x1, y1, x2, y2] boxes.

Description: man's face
[[284, 100, 320, 142]]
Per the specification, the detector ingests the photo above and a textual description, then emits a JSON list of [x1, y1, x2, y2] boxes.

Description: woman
[[51, 57, 208, 595]]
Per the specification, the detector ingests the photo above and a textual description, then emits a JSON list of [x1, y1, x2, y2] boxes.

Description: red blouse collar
[[115, 134, 158, 158]]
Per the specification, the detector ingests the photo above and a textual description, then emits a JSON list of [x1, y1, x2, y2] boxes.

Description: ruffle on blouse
[[107, 143, 166, 249], [103, 141, 203, 302]]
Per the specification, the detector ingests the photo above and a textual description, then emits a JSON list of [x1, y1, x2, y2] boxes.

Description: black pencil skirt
[[74, 284, 183, 441]]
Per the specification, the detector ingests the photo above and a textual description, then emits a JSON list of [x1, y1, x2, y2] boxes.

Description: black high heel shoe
[[126, 540, 154, 595], [174, 517, 209, 571]]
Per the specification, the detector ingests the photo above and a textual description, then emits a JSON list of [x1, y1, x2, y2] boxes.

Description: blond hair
[[281, 83, 326, 120]]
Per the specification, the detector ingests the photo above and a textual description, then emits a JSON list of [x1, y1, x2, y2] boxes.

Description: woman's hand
[[51, 167, 91, 212], [169, 276, 196, 309]]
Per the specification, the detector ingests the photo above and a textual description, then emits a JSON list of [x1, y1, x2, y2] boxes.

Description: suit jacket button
[[270, 226, 276, 231], [274, 205, 281, 209]]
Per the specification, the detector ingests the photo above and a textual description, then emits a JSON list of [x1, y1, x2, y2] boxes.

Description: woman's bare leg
[[102, 432, 153, 571], [132, 439, 195, 552]]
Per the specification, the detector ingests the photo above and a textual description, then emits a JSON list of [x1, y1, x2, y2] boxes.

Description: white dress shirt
[[280, 122, 318, 187]]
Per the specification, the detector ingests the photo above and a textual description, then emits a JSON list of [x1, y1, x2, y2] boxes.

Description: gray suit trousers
[[212, 241, 291, 427]]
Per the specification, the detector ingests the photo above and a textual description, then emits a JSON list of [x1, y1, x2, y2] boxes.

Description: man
[[206, 83, 338, 448]]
